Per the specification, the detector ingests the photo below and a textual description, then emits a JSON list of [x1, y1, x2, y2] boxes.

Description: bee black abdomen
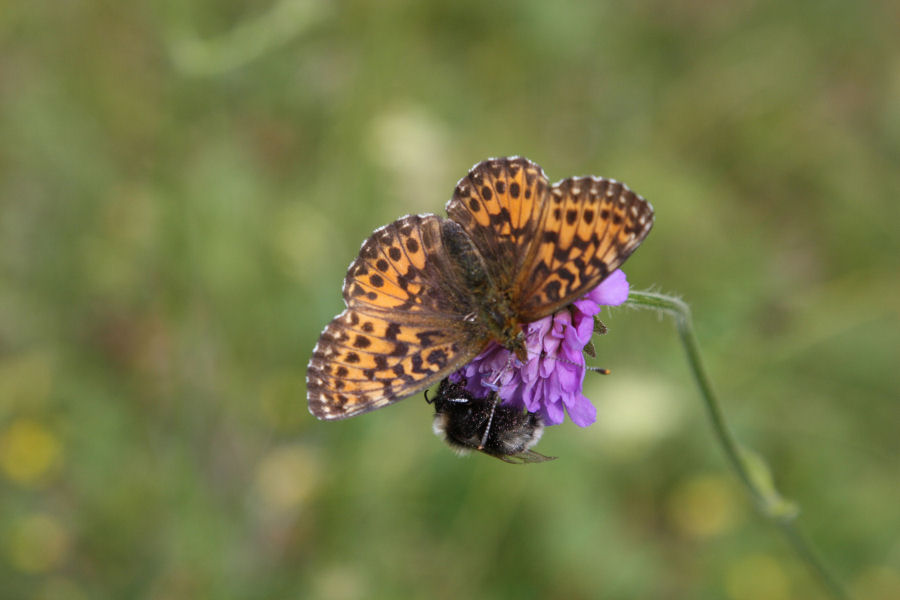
[[428, 377, 555, 463]]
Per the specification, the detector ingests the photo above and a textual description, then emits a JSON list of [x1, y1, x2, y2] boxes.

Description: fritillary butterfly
[[307, 157, 654, 420]]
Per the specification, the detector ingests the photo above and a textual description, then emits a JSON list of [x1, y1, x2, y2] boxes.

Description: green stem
[[624, 290, 850, 600]]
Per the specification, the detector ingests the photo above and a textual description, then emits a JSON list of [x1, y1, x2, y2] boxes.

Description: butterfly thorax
[[472, 287, 528, 360], [440, 220, 527, 360]]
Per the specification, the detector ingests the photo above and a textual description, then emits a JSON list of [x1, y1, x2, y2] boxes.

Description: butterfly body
[[307, 157, 654, 420], [436, 219, 526, 358]]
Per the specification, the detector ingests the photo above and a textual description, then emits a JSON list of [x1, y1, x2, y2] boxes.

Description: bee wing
[[492, 449, 556, 464]]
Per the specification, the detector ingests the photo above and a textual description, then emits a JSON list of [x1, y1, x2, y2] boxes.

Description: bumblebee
[[426, 378, 555, 464]]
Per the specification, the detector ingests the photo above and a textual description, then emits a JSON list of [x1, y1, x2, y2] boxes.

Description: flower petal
[[447, 271, 631, 428], [564, 392, 598, 427], [586, 269, 629, 307]]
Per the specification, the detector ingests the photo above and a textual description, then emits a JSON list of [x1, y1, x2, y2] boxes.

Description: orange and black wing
[[515, 176, 653, 319], [445, 158, 653, 323], [307, 214, 485, 420], [445, 157, 551, 291]]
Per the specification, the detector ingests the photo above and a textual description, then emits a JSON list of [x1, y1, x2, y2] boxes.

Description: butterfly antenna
[[586, 365, 611, 375]]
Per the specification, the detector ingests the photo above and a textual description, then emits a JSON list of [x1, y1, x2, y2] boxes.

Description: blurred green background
[[1, 1, 898, 598]]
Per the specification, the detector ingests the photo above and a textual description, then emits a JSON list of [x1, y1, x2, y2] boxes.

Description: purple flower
[[450, 269, 630, 427]]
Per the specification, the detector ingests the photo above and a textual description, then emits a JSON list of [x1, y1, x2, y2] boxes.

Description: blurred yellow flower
[[0, 418, 61, 486], [7, 513, 70, 574], [665, 473, 742, 539]]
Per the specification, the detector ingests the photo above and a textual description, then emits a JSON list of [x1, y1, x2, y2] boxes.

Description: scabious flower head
[[450, 269, 630, 427]]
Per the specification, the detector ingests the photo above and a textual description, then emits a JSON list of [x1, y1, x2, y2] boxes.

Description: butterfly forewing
[[445, 157, 551, 291], [343, 214, 477, 316], [515, 176, 654, 320]]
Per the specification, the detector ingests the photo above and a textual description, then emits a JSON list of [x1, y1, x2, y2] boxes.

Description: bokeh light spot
[[0, 418, 62, 486], [254, 444, 321, 517], [666, 473, 741, 539], [7, 513, 70, 574], [590, 374, 685, 457]]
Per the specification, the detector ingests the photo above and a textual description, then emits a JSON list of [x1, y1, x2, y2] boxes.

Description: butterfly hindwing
[[309, 214, 486, 420], [307, 309, 481, 420], [343, 214, 478, 316]]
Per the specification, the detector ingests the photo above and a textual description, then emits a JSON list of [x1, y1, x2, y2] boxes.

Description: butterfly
[[426, 377, 553, 464], [307, 156, 654, 420]]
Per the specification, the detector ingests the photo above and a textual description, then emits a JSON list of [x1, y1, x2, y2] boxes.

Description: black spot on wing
[[544, 280, 562, 302]]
